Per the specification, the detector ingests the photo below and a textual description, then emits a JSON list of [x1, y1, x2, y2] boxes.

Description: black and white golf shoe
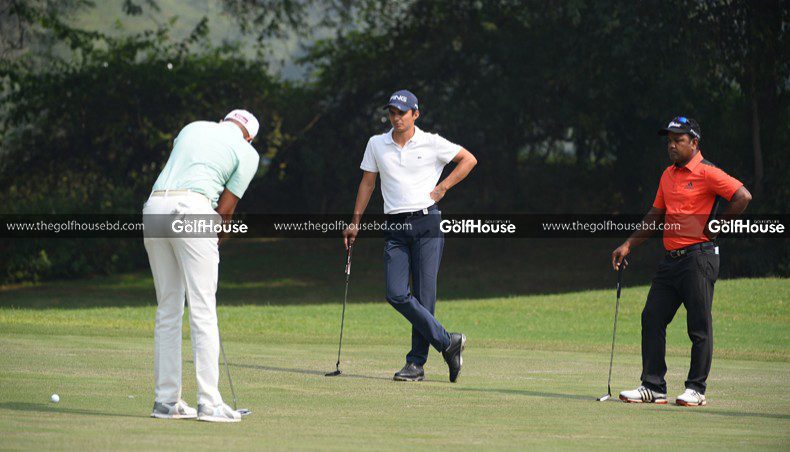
[[393, 362, 425, 381], [442, 333, 466, 383], [619, 385, 667, 404]]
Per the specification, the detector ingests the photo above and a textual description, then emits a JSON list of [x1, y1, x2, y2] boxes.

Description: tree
[[694, 0, 787, 202]]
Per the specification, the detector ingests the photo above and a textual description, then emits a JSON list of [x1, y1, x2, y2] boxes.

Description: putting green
[[1, 277, 788, 448]]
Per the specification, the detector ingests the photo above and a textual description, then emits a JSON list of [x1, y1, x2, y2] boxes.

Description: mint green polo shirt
[[152, 121, 260, 208]]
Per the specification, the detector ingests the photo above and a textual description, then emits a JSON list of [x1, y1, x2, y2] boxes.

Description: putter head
[[597, 394, 611, 401], [325, 369, 342, 377], [237, 408, 252, 416]]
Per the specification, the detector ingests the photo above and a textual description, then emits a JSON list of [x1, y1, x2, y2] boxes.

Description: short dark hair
[[687, 118, 701, 144]]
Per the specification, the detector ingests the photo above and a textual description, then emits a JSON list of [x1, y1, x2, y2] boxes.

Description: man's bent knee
[[386, 293, 410, 306]]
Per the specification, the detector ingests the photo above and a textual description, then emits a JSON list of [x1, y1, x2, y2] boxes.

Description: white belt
[[150, 189, 211, 203], [151, 189, 192, 196]]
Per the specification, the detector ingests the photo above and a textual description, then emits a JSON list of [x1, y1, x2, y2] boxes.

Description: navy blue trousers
[[384, 210, 451, 366]]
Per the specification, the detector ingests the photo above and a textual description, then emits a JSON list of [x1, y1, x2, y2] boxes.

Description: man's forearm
[[438, 151, 477, 192], [625, 207, 665, 249], [439, 160, 475, 191], [351, 182, 375, 225], [216, 206, 236, 223], [215, 189, 239, 222], [720, 186, 752, 219]]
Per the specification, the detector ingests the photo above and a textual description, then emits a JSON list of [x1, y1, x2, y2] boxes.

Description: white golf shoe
[[619, 385, 667, 404], [197, 403, 242, 423], [676, 388, 707, 407], [150, 399, 198, 419]]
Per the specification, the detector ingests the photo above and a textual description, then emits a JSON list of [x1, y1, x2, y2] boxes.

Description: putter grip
[[616, 266, 623, 298], [345, 246, 353, 275]]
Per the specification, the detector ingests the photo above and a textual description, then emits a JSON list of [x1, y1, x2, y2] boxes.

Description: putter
[[597, 262, 625, 401], [326, 244, 353, 377], [219, 333, 251, 416]]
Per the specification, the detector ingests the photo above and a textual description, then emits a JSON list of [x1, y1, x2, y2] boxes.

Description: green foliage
[[271, 0, 786, 214], [0, 0, 786, 283], [0, 5, 308, 283]]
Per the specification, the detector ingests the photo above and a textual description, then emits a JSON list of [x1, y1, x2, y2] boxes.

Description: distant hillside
[[70, 0, 319, 79]]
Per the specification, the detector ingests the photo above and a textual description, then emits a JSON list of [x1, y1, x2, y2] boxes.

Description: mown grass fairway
[[0, 240, 788, 449]]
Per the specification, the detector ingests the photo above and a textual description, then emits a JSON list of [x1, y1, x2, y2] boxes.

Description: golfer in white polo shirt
[[143, 109, 259, 422], [343, 90, 477, 382]]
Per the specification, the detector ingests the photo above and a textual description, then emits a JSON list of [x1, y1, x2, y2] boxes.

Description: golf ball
[[50, 394, 59, 403]]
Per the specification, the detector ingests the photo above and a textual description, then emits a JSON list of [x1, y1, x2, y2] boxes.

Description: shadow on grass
[[226, 361, 515, 384], [457, 388, 790, 420], [215, 361, 395, 382], [0, 238, 665, 309], [0, 402, 140, 419], [655, 407, 790, 421], [456, 386, 591, 401]]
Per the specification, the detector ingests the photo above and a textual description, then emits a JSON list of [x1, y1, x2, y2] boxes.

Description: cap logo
[[233, 113, 248, 124], [668, 121, 682, 128], [390, 95, 408, 103]]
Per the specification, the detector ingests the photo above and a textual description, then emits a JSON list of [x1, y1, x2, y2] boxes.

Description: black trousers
[[641, 248, 719, 394]]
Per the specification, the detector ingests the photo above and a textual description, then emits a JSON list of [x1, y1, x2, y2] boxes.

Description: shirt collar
[[220, 120, 245, 139], [675, 150, 704, 173], [385, 125, 423, 145]]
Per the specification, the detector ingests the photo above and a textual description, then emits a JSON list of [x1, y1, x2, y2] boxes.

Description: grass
[[0, 239, 788, 449]]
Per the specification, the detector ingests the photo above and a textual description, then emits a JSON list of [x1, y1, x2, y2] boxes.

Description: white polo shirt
[[360, 126, 462, 214]]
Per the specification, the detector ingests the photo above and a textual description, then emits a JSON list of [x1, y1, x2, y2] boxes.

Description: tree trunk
[[751, 92, 764, 200]]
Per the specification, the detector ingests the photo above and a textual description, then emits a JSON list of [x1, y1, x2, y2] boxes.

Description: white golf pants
[[143, 191, 224, 407]]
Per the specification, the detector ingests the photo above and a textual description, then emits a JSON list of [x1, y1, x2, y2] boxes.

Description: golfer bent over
[[143, 110, 260, 422], [343, 90, 477, 382], [613, 116, 751, 406]]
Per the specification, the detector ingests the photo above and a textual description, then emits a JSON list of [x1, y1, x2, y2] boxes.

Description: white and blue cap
[[383, 89, 419, 112]]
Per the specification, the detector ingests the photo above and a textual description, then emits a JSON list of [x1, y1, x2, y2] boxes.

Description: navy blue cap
[[658, 116, 701, 140], [383, 90, 419, 112]]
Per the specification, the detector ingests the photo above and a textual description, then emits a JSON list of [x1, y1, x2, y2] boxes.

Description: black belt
[[386, 204, 438, 221], [666, 242, 716, 259]]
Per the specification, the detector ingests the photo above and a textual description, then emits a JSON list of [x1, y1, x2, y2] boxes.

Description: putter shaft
[[219, 334, 238, 410], [600, 266, 624, 400], [327, 245, 353, 377]]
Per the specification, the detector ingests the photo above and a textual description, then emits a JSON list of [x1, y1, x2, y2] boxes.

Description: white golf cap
[[224, 109, 260, 139]]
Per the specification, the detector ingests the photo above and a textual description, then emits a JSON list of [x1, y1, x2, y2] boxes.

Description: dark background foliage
[[0, 0, 787, 282]]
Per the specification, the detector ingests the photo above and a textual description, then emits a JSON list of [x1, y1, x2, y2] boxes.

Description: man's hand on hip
[[430, 185, 447, 202]]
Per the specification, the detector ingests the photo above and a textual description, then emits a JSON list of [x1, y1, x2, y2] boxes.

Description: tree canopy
[[0, 0, 786, 281]]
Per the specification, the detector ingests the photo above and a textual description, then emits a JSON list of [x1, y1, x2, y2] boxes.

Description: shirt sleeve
[[652, 185, 666, 209], [705, 166, 743, 201], [225, 146, 260, 199], [360, 138, 379, 173], [434, 134, 463, 164]]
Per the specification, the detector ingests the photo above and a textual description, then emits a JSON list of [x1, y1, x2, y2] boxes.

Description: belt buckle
[[669, 249, 684, 259]]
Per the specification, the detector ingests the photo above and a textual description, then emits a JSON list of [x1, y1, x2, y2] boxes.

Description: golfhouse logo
[[440, 219, 516, 235], [171, 218, 248, 234], [707, 219, 785, 235]]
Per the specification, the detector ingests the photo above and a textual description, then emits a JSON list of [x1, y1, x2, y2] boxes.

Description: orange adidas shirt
[[653, 151, 743, 251]]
